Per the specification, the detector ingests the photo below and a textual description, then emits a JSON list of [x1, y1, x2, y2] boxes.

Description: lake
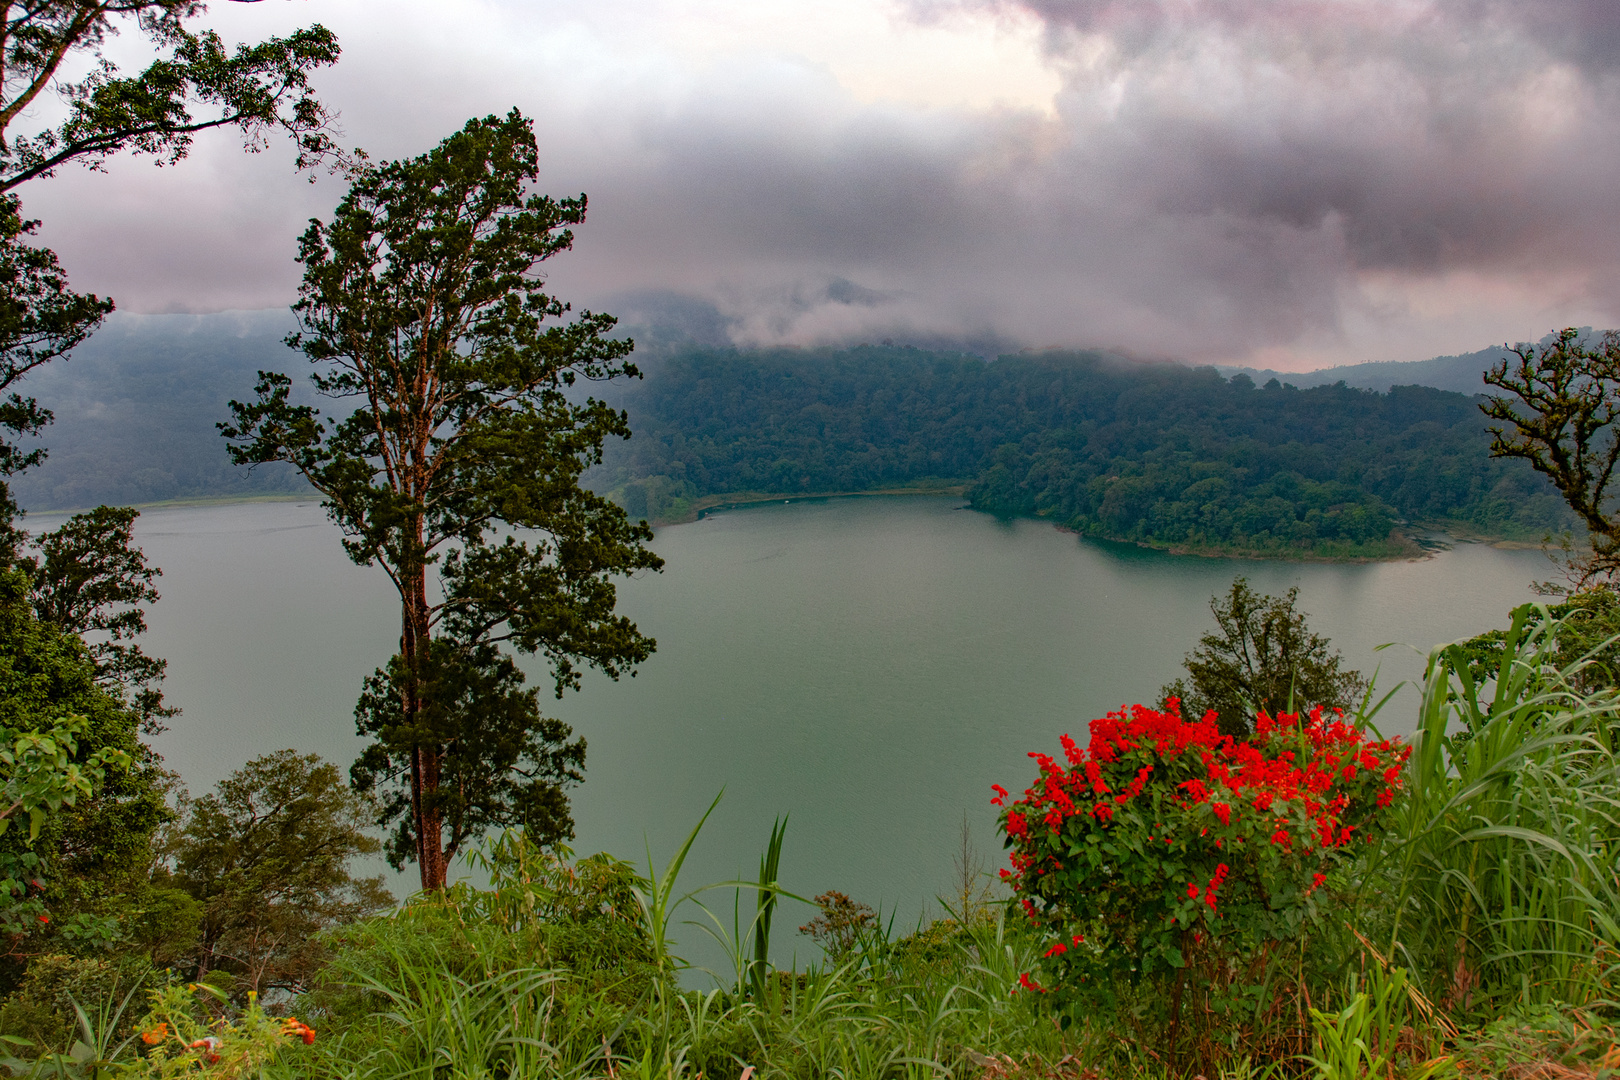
[[45, 495, 1547, 972]]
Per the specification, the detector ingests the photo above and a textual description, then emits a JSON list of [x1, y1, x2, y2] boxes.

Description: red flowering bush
[[995, 700, 1409, 1018]]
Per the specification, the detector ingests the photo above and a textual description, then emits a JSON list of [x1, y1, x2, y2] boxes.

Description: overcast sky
[[18, 0, 1620, 369]]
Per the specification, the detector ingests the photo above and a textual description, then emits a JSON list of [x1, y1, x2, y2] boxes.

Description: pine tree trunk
[[400, 509, 447, 891]]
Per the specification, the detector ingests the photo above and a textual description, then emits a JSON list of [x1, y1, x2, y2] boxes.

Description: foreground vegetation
[[0, 594, 1611, 1080]]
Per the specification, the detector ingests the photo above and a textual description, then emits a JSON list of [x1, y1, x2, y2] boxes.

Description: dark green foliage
[[0, 197, 112, 556], [222, 111, 663, 889], [0, 0, 355, 1026], [0, 567, 168, 974], [1452, 587, 1620, 697], [304, 834, 657, 1035], [0, 952, 153, 1054], [352, 641, 585, 870], [0, 3, 347, 191], [26, 506, 172, 733], [165, 750, 391, 999], [1159, 577, 1366, 736], [1482, 328, 1620, 584], [599, 347, 1569, 555]]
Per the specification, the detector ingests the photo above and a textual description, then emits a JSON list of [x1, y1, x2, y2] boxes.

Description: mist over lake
[[50, 494, 1544, 951]]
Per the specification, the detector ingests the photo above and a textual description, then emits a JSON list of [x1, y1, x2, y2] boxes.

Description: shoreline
[[665, 491, 1555, 565], [650, 484, 970, 525], [25, 492, 312, 517], [31, 488, 1556, 566]]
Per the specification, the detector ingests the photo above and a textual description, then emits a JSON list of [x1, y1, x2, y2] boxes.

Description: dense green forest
[[595, 345, 1572, 557], [10, 315, 1561, 562]]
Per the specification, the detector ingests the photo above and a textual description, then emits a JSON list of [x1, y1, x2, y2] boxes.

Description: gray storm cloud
[[16, 0, 1620, 367]]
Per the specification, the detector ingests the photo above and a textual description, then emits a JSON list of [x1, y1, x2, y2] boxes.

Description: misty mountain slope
[[1220, 345, 1514, 396], [1216, 333, 1609, 397], [9, 310, 309, 512]]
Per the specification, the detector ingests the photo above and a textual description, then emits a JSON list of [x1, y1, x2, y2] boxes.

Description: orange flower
[[282, 1018, 316, 1045], [140, 1022, 168, 1045]]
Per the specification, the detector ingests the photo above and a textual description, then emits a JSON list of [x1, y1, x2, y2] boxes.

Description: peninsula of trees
[[597, 345, 1571, 558]]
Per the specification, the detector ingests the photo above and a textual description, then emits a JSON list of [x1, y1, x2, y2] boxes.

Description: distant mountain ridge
[[1216, 331, 1597, 397], [1218, 344, 1515, 397]]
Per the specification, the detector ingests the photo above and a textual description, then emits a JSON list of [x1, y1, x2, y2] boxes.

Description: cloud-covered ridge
[[17, 0, 1620, 369]]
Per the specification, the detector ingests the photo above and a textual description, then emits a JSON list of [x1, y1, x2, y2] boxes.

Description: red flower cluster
[[995, 700, 1409, 996], [999, 703, 1407, 885], [1202, 862, 1229, 911]]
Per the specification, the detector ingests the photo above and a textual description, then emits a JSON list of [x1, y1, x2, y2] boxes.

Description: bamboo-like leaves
[[1367, 602, 1620, 1011]]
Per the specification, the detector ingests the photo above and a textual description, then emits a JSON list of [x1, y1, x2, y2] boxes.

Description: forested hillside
[[5, 314, 1573, 560], [596, 346, 1572, 557], [11, 311, 307, 511]]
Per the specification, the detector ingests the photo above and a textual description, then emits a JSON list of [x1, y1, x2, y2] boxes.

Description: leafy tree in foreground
[[1482, 327, 1620, 587], [0, 0, 355, 749], [27, 506, 173, 732], [1159, 577, 1366, 737], [0, 0, 350, 542], [0, 200, 113, 559], [0, 208, 174, 726], [222, 110, 664, 891], [0, 565, 166, 963], [166, 750, 391, 998], [0, 0, 352, 991]]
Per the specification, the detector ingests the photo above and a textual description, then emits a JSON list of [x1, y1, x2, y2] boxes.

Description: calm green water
[[45, 495, 1546, 966]]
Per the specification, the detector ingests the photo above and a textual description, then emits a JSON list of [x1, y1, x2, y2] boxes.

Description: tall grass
[[269, 903, 1073, 1080], [1364, 603, 1620, 1014]]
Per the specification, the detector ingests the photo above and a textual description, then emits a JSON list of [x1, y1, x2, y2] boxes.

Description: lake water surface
[[51, 496, 1548, 966]]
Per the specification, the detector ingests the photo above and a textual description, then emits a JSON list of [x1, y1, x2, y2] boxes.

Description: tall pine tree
[[223, 110, 663, 890]]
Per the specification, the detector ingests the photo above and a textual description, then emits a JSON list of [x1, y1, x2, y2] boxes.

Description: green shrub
[[996, 700, 1408, 1068], [0, 952, 152, 1054], [1363, 603, 1620, 1016], [303, 832, 656, 1037]]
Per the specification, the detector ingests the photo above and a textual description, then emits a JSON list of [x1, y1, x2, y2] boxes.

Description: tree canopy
[[26, 506, 171, 732], [167, 750, 391, 998], [0, 199, 112, 557], [1159, 577, 1367, 737], [223, 110, 663, 891], [0, 565, 166, 965], [0, 1, 348, 191], [597, 346, 1569, 557], [1482, 328, 1620, 586]]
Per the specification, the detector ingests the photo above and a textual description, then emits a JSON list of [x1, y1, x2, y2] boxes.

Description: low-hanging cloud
[[15, 0, 1620, 369]]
